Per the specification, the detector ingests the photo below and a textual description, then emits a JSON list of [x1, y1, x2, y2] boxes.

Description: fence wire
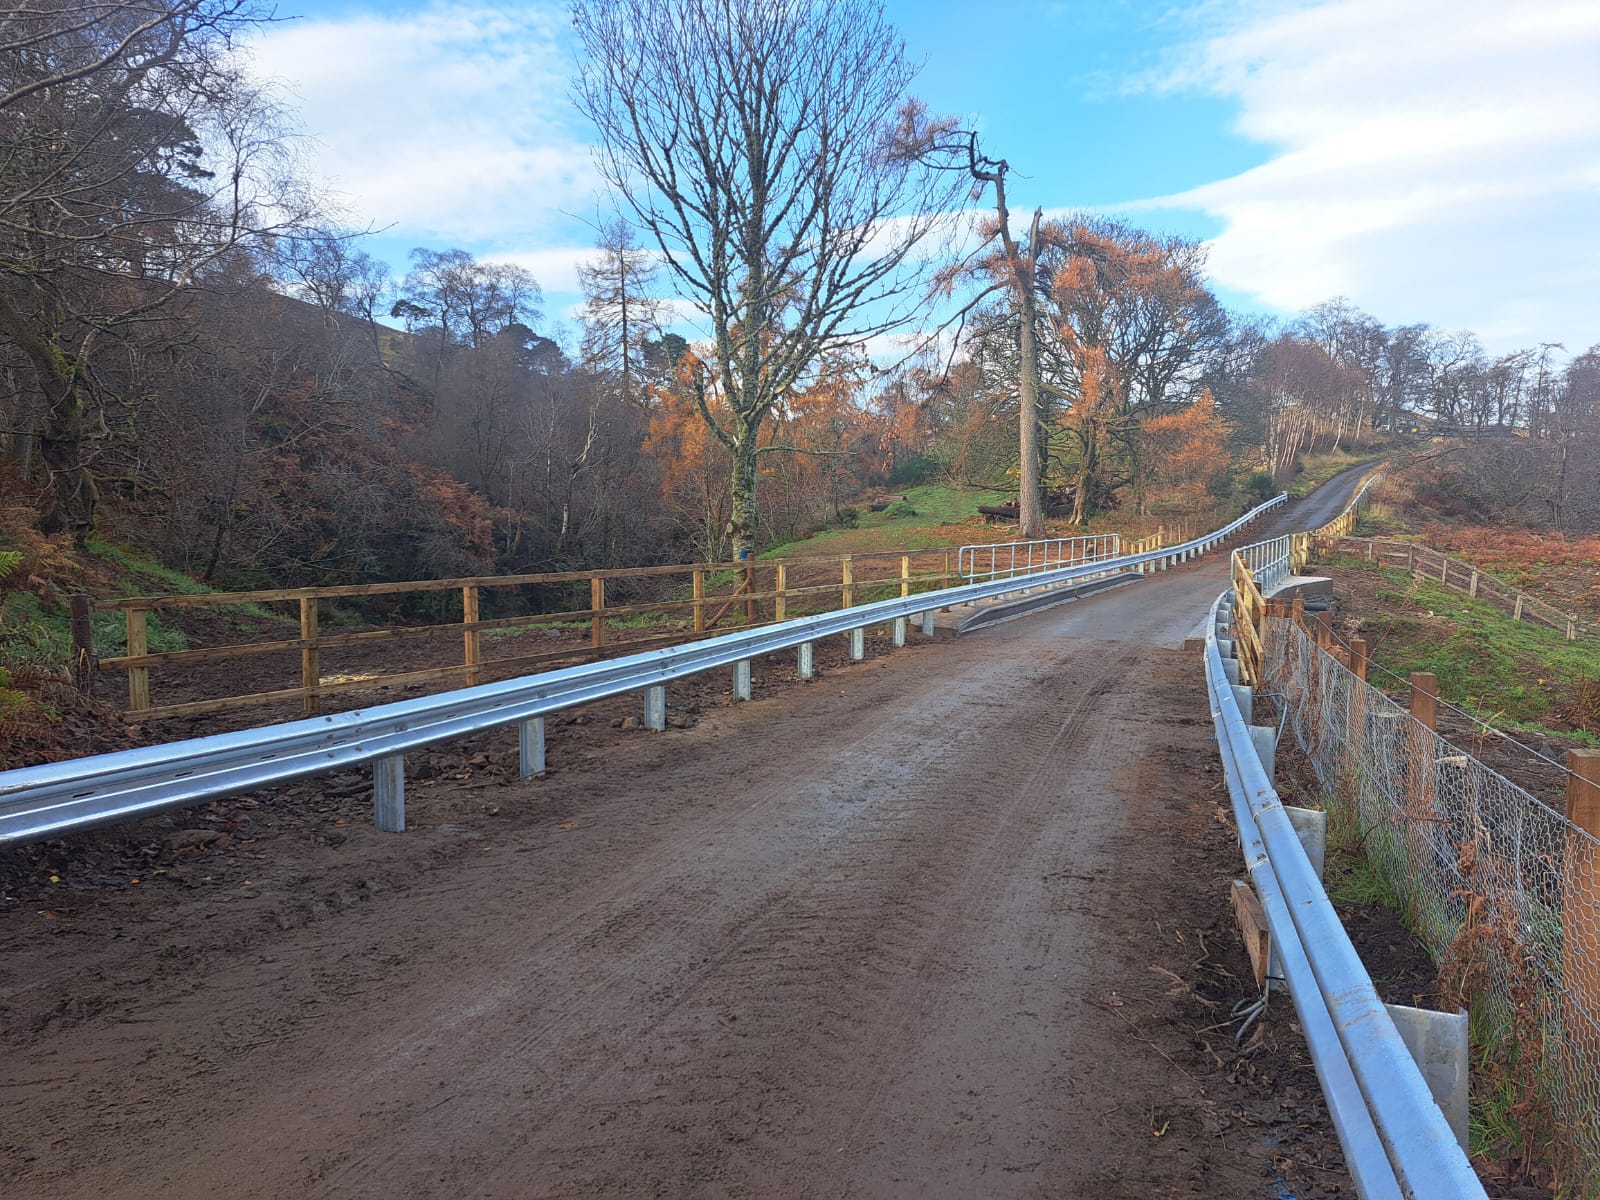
[[1264, 615, 1600, 1193]]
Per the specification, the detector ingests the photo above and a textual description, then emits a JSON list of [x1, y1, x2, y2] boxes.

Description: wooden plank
[[1231, 880, 1272, 990], [300, 598, 320, 714]]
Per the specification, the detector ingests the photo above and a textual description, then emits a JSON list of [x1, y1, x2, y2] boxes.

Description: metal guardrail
[[957, 533, 1121, 583], [0, 493, 1286, 847], [1210, 533, 1487, 1199]]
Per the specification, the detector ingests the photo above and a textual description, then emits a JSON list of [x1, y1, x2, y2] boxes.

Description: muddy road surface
[[1, 472, 1370, 1198]]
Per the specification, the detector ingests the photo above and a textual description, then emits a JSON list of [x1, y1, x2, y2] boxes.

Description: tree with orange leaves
[[1038, 216, 1228, 522]]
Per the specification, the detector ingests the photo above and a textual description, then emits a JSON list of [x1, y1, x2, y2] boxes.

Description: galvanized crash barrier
[[0, 494, 1286, 846], [1210, 526, 1487, 1200]]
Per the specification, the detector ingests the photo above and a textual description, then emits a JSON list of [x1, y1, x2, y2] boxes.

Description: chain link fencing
[[1264, 614, 1600, 1194]]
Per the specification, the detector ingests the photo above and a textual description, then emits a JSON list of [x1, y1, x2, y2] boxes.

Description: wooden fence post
[[301, 597, 322, 713], [461, 586, 480, 688], [1350, 637, 1369, 682], [69, 594, 94, 695], [1513, 594, 1524, 622], [900, 555, 911, 599], [745, 564, 757, 623], [1563, 749, 1600, 1062], [125, 608, 150, 714], [775, 564, 787, 623], [693, 570, 706, 633], [591, 577, 606, 648], [841, 556, 854, 609], [1410, 672, 1438, 731]]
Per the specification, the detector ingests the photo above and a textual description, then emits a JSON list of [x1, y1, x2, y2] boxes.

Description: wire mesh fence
[[1264, 614, 1600, 1193]]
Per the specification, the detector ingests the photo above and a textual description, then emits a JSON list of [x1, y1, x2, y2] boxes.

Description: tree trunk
[[729, 436, 759, 558]]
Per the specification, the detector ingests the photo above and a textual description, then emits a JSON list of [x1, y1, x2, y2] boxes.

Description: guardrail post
[[70, 594, 94, 695], [1384, 1004, 1470, 1152], [644, 685, 667, 731], [1285, 807, 1327, 880], [1410, 672, 1438, 730], [849, 628, 865, 661], [693, 569, 706, 633], [461, 585, 480, 688], [374, 755, 405, 832], [1565, 749, 1600, 1061], [798, 641, 814, 679], [775, 564, 787, 622], [518, 717, 546, 779], [893, 617, 907, 647], [1248, 725, 1277, 779], [920, 610, 934, 637], [125, 608, 150, 714], [300, 597, 322, 713], [591, 577, 606, 648], [733, 659, 752, 701]]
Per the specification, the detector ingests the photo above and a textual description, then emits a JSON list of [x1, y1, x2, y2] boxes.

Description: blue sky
[[245, 1, 1600, 356]]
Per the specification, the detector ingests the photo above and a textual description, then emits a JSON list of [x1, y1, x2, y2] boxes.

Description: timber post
[[1350, 637, 1369, 682], [125, 608, 150, 714], [775, 564, 787, 623], [301, 597, 322, 713], [591, 576, 606, 648], [1564, 749, 1600, 1062], [841, 555, 854, 609], [461, 586, 480, 688], [1410, 672, 1438, 731], [692, 569, 706, 633]]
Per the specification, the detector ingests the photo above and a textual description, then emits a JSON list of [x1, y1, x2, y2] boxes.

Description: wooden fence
[[86, 548, 988, 721], [1314, 535, 1587, 643]]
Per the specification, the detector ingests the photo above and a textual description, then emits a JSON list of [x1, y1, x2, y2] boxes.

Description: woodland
[[0, 0, 1596, 600]]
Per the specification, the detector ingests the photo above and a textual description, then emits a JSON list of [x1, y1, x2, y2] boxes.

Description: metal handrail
[[0, 493, 1287, 846], [957, 534, 1121, 583], [1208, 539, 1487, 1199]]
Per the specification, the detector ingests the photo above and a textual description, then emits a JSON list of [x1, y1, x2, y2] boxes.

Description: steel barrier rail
[[0, 493, 1287, 847], [1208, 540, 1487, 1199], [957, 534, 1121, 583]]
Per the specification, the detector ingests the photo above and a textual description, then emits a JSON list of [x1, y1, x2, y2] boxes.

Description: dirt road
[[1, 472, 1369, 1199]]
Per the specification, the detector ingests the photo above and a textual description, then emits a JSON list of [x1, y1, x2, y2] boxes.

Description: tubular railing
[[0, 493, 1285, 847], [1213, 530, 1487, 1198], [957, 534, 1121, 583]]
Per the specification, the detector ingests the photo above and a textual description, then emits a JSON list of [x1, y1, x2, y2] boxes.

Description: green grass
[[1337, 558, 1600, 739], [760, 482, 1003, 558], [1287, 446, 1387, 499]]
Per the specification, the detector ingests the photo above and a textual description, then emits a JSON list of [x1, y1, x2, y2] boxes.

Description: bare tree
[[0, 0, 314, 541], [572, 0, 961, 556], [577, 218, 662, 409]]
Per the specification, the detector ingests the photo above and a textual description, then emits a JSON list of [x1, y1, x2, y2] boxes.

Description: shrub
[[884, 500, 917, 518], [1243, 470, 1277, 502]]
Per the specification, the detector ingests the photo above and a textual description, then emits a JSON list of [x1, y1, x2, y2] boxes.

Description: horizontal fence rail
[[1213, 525, 1488, 1199], [0, 493, 1286, 847]]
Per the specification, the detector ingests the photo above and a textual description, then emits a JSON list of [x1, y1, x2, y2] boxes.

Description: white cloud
[[248, 2, 599, 243], [1143, 0, 1600, 351]]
